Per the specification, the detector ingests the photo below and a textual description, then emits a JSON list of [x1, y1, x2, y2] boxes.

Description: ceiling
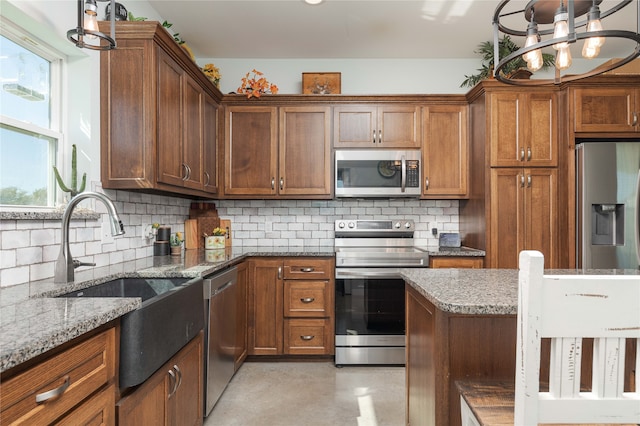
[[145, 0, 639, 60]]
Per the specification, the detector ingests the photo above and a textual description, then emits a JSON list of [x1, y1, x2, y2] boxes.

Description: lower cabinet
[[248, 257, 335, 356], [429, 256, 484, 268], [234, 261, 249, 371], [0, 327, 116, 425], [117, 332, 203, 426]]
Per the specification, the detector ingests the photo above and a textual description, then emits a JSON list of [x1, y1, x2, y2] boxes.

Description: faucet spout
[[54, 191, 125, 283]]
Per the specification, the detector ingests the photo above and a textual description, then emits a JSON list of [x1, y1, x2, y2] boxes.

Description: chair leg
[[460, 395, 482, 426]]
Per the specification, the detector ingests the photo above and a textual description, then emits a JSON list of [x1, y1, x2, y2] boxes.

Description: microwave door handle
[[401, 155, 406, 192]]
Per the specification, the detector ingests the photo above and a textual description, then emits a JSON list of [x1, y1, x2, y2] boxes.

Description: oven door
[[335, 268, 406, 365]]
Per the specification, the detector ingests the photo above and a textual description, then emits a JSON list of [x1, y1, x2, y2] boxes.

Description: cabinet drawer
[[284, 281, 331, 317], [56, 384, 115, 426], [1, 328, 116, 425], [284, 319, 333, 355], [283, 258, 332, 279], [429, 257, 484, 269]]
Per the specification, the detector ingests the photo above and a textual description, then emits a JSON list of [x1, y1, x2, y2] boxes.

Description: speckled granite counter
[[401, 267, 640, 316], [0, 246, 335, 373]]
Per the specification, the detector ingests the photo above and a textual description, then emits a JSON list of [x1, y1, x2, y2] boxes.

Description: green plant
[[162, 21, 184, 45], [127, 12, 147, 21], [460, 36, 555, 88], [170, 232, 184, 246], [53, 144, 86, 198]]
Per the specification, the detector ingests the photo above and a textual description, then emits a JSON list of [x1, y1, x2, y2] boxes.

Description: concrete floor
[[204, 361, 405, 426]]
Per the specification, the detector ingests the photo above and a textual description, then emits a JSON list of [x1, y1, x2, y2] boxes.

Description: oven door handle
[[336, 268, 407, 279]]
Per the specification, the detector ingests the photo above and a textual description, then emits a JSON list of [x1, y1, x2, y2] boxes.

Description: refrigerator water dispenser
[[591, 204, 624, 245]]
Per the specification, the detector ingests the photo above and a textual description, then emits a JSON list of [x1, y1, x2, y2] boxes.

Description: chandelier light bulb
[[552, 2, 569, 50], [582, 5, 605, 59], [523, 19, 543, 72], [556, 46, 572, 70], [83, 0, 99, 40]]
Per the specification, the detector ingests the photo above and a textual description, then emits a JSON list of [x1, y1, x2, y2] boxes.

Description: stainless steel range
[[334, 219, 429, 366]]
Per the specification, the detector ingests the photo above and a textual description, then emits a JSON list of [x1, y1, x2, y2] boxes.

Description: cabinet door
[[202, 94, 218, 194], [157, 48, 185, 187], [378, 105, 420, 148], [422, 105, 468, 197], [523, 168, 557, 269], [117, 367, 166, 425], [234, 261, 248, 371], [526, 92, 557, 166], [489, 168, 525, 269], [225, 106, 278, 195], [573, 87, 639, 133], [248, 259, 283, 355], [429, 257, 483, 268], [279, 106, 332, 196], [490, 93, 521, 167], [182, 75, 204, 190], [167, 334, 203, 426], [333, 105, 377, 147]]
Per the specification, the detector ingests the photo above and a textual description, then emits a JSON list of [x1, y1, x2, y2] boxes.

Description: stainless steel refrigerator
[[577, 140, 640, 269]]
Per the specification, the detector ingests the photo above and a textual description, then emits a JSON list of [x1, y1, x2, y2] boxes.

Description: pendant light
[[582, 1, 605, 58], [523, 9, 544, 72], [67, 0, 116, 50]]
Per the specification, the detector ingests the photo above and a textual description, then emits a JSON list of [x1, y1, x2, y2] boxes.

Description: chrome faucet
[[54, 191, 125, 283]]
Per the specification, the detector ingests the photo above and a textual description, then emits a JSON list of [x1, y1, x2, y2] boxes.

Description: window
[[0, 27, 62, 208]]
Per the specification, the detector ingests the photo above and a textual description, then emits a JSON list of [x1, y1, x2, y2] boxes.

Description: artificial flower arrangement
[[169, 232, 184, 247], [237, 69, 279, 98], [211, 227, 226, 236], [205, 227, 227, 249], [202, 63, 221, 87]]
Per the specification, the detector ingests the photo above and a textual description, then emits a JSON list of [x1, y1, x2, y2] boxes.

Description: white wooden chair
[[458, 250, 640, 425]]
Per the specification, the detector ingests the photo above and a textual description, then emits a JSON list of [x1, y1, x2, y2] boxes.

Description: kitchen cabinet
[[117, 332, 203, 426], [248, 257, 334, 356], [421, 104, 468, 198], [100, 21, 221, 198], [0, 327, 116, 425], [490, 168, 557, 269], [572, 86, 640, 133], [333, 104, 420, 148], [489, 91, 558, 167], [224, 105, 331, 197], [234, 261, 248, 371], [429, 256, 483, 268]]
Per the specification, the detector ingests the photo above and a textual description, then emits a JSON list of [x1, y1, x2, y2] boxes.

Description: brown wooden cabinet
[[429, 256, 483, 268], [224, 105, 331, 197], [117, 332, 203, 426], [333, 104, 420, 148], [573, 86, 640, 133], [489, 91, 558, 167], [248, 257, 334, 356], [489, 168, 557, 269], [0, 327, 116, 425], [234, 261, 248, 371], [100, 21, 221, 198], [421, 104, 468, 198]]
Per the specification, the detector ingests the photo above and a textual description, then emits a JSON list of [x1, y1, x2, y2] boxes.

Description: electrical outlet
[[141, 223, 153, 240], [101, 222, 115, 244], [432, 227, 438, 236]]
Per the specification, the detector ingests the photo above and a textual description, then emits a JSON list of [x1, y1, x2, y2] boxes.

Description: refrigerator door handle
[[636, 169, 640, 267]]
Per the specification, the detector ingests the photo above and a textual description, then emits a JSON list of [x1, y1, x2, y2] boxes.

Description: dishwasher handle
[[203, 266, 238, 299]]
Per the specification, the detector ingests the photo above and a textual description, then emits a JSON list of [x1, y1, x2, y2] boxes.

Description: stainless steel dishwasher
[[203, 266, 238, 416]]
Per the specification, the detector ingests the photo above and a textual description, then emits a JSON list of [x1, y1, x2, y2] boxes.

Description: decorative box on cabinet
[[421, 104, 468, 198], [248, 257, 334, 356], [116, 332, 203, 426], [99, 21, 221, 198], [333, 104, 420, 148], [224, 105, 331, 198], [0, 327, 116, 425]]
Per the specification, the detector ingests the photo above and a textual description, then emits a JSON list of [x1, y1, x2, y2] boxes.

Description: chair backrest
[[515, 251, 640, 425]]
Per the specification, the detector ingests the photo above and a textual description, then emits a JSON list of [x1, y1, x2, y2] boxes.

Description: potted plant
[[460, 36, 555, 88], [205, 227, 226, 249], [169, 232, 184, 256]]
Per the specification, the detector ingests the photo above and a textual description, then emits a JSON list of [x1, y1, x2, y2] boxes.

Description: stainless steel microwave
[[335, 150, 421, 198]]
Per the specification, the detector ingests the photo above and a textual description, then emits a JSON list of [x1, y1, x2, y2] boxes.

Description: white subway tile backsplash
[[1, 250, 16, 268], [1, 266, 29, 287], [16, 247, 42, 266]]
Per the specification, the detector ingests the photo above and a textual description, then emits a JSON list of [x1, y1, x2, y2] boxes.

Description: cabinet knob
[[280, 177, 284, 191], [527, 174, 532, 188], [35, 375, 70, 403], [271, 177, 275, 190], [372, 130, 376, 144], [527, 147, 532, 161], [378, 129, 382, 143], [424, 177, 429, 190], [520, 175, 525, 188], [278, 266, 282, 280], [300, 335, 315, 341], [633, 111, 638, 127], [168, 369, 177, 397], [204, 171, 210, 186], [181, 164, 189, 181], [520, 148, 525, 161], [299, 267, 315, 273], [301, 297, 315, 303]]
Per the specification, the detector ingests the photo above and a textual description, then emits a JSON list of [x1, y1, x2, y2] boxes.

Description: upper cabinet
[[421, 104, 468, 198], [333, 104, 420, 148], [99, 21, 221, 198], [572, 86, 640, 133], [224, 104, 331, 198], [489, 91, 558, 168]]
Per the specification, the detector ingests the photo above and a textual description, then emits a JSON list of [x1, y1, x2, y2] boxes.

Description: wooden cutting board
[[220, 219, 232, 247], [184, 219, 199, 250]]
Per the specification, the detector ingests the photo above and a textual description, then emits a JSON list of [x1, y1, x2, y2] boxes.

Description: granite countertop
[[0, 244, 483, 373], [401, 267, 640, 316]]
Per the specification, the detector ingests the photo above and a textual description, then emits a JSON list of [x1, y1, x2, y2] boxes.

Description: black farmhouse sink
[[59, 277, 204, 388]]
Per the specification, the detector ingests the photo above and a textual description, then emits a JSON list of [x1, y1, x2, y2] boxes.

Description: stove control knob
[[405, 222, 412, 229], [348, 222, 355, 228], [337, 222, 345, 229], [394, 222, 401, 229]]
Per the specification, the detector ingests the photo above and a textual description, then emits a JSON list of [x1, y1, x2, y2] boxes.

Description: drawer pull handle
[[174, 364, 182, 390], [299, 267, 314, 273], [168, 368, 177, 397], [301, 297, 315, 303], [300, 335, 315, 341], [36, 376, 70, 403]]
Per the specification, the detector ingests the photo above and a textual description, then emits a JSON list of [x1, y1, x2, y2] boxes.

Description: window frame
[[0, 19, 65, 211]]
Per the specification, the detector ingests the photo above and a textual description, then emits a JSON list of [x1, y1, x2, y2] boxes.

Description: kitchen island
[[401, 268, 639, 426]]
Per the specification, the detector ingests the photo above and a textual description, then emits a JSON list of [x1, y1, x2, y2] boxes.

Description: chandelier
[[67, 0, 116, 50], [492, 0, 640, 85]]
